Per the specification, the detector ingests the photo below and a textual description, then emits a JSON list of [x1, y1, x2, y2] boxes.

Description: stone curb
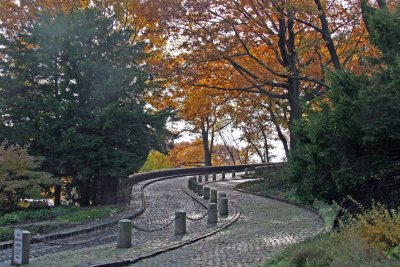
[[234, 182, 324, 226], [91, 182, 241, 267]]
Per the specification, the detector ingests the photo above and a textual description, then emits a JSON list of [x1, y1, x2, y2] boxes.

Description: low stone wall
[[118, 163, 286, 205]]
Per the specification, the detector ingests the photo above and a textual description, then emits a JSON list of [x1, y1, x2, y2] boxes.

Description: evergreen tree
[[289, 4, 400, 202], [0, 9, 169, 205]]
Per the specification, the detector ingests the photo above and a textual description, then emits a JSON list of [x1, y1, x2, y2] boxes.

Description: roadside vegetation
[[265, 204, 400, 267], [0, 205, 122, 241]]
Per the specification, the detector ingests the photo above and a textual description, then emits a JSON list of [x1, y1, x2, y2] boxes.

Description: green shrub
[[0, 227, 13, 242], [312, 200, 339, 230]]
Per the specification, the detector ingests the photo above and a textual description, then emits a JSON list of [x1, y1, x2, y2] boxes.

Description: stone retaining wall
[[118, 163, 286, 205]]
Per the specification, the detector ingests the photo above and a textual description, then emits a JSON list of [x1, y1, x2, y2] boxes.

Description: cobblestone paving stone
[[0, 176, 238, 266], [134, 175, 323, 267]]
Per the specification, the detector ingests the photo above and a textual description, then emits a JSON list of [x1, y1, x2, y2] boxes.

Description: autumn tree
[[167, 140, 250, 167], [156, 0, 376, 151], [169, 85, 235, 166], [139, 150, 173, 172], [0, 144, 54, 214]]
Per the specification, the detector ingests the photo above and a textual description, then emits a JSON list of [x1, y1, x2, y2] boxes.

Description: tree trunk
[[288, 78, 301, 152], [201, 126, 212, 166], [92, 177, 98, 206], [80, 178, 90, 206], [54, 183, 61, 206], [261, 129, 270, 163], [314, 0, 342, 70]]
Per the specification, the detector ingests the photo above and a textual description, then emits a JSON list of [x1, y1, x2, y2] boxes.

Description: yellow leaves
[[340, 203, 400, 251]]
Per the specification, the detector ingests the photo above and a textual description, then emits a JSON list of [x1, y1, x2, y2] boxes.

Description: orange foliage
[[167, 140, 250, 167]]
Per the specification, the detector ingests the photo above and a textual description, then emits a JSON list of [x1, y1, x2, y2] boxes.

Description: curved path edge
[[234, 182, 324, 226]]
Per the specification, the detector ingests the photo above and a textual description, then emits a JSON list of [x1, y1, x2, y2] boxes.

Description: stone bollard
[[219, 197, 229, 216], [198, 175, 203, 183], [210, 189, 218, 204], [218, 192, 227, 210], [203, 187, 211, 200], [212, 173, 217, 181], [188, 178, 192, 190], [245, 168, 249, 176], [189, 178, 196, 190], [221, 171, 225, 180], [232, 170, 236, 178], [198, 184, 204, 196], [207, 203, 218, 223], [175, 211, 186, 235], [205, 174, 209, 182], [193, 181, 199, 193], [117, 219, 132, 248], [12, 229, 30, 265]]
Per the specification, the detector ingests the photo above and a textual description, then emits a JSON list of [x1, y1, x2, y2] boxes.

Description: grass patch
[[265, 233, 399, 267], [55, 205, 121, 223], [0, 206, 74, 226], [0, 205, 122, 226]]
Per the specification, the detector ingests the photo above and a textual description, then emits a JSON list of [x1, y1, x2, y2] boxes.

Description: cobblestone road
[[135, 177, 323, 267], [0, 173, 323, 266], [0, 176, 238, 266]]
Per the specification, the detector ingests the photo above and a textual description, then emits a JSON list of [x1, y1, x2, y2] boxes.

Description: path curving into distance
[[135, 176, 323, 267], [0, 173, 322, 267]]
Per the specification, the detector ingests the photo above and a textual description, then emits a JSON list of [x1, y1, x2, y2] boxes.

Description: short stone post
[[219, 197, 228, 216], [218, 192, 226, 210], [12, 229, 30, 265], [232, 170, 236, 178], [188, 178, 192, 190], [117, 219, 132, 248], [198, 184, 204, 196], [205, 174, 209, 182], [198, 175, 203, 183], [189, 178, 195, 190], [245, 168, 249, 176], [175, 211, 186, 235], [193, 181, 198, 193], [210, 189, 218, 204], [207, 203, 218, 224], [212, 173, 217, 181], [221, 171, 225, 180], [203, 187, 210, 200]]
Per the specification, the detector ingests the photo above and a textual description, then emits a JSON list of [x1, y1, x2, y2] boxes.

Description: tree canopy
[[0, 8, 170, 205]]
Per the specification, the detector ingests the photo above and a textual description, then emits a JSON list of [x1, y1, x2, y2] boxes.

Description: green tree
[[0, 9, 169, 206], [289, 4, 400, 202], [0, 144, 54, 215]]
